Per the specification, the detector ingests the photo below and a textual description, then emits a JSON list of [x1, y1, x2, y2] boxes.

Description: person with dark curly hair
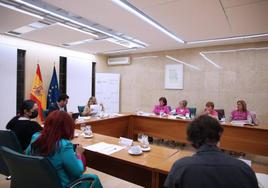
[[164, 115, 258, 188]]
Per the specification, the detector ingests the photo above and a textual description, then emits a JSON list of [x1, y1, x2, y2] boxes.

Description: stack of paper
[[84, 142, 125, 155]]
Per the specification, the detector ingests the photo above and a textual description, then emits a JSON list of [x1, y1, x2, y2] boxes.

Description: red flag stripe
[[30, 94, 44, 122]]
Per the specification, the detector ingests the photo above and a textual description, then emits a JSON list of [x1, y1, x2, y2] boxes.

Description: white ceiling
[[21, 23, 96, 46], [69, 39, 129, 54], [1, 0, 268, 55], [0, 4, 42, 33]]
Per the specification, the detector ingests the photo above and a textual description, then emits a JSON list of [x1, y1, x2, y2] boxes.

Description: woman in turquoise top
[[26, 111, 102, 188]]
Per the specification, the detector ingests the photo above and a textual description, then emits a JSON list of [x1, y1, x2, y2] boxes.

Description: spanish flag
[[30, 64, 46, 122]]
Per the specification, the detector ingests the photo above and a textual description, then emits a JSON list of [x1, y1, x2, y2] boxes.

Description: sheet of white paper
[[84, 142, 125, 155], [256, 173, 268, 188], [238, 158, 252, 166]]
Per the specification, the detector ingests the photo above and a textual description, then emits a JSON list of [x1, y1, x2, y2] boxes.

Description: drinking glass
[[80, 123, 86, 132]]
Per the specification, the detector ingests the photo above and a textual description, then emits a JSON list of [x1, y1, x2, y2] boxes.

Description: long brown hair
[[237, 100, 247, 112], [31, 111, 74, 156]]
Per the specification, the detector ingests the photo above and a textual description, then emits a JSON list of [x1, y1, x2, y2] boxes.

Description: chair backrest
[[215, 109, 225, 120], [42, 109, 49, 120], [0, 130, 22, 176], [188, 107, 197, 118], [78, 105, 85, 115], [249, 111, 259, 125], [0, 146, 62, 188]]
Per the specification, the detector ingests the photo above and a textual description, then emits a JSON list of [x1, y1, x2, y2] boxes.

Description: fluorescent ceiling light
[[199, 52, 221, 69], [111, 0, 185, 44], [106, 38, 141, 48], [65, 39, 94, 46], [0, 2, 43, 19], [28, 21, 49, 29], [14, 0, 146, 48], [133, 56, 158, 60], [102, 48, 137, 54], [201, 46, 268, 54], [188, 33, 268, 44], [166, 55, 200, 70]]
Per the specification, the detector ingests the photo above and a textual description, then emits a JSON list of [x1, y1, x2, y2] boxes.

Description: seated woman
[[6, 100, 43, 151], [153, 97, 170, 115], [26, 111, 102, 188], [176, 100, 190, 116], [230, 100, 251, 123], [82, 97, 104, 116], [202, 101, 218, 119]]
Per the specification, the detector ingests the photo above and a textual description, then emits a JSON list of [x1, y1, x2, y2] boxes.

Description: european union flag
[[47, 66, 59, 109]]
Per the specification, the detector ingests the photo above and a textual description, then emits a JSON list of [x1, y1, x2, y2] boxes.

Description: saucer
[[128, 149, 143, 155], [141, 146, 151, 152], [84, 134, 93, 138], [81, 133, 93, 138]]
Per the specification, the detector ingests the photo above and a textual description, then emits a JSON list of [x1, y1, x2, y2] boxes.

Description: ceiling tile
[[0, 5, 42, 33], [131, 0, 232, 41], [220, 0, 264, 8], [21, 23, 95, 46], [225, 1, 268, 35], [68, 40, 128, 54]]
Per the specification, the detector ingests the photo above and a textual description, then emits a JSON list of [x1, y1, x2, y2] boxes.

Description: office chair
[[215, 109, 225, 120], [42, 109, 49, 120], [188, 107, 197, 118], [0, 146, 94, 188], [78, 105, 85, 115], [0, 130, 22, 178]]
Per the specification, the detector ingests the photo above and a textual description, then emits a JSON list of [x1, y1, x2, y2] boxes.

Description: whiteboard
[[96, 73, 120, 113], [67, 57, 92, 112]]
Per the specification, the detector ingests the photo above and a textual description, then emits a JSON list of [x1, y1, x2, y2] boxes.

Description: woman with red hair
[[26, 111, 102, 188]]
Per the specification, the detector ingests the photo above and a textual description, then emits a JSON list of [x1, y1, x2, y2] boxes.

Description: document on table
[[256, 173, 268, 188], [84, 142, 125, 155]]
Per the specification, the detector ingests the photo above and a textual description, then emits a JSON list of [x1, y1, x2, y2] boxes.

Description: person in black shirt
[[164, 115, 258, 188], [6, 100, 43, 151], [48, 94, 69, 114]]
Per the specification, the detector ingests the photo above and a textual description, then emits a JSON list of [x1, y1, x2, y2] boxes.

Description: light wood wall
[[104, 41, 268, 125]]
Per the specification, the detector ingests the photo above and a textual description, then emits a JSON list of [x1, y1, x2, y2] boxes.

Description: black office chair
[[0, 130, 22, 178], [188, 107, 197, 118], [0, 146, 94, 188], [215, 109, 225, 120], [78, 105, 85, 116]]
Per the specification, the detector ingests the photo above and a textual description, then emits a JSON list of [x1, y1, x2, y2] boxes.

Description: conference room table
[[73, 133, 178, 188], [75, 113, 268, 156], [73, 132, 268, 188]]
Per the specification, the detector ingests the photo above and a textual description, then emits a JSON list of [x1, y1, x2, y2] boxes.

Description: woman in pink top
[[153, 97, 170, 115], [230, 100, 250, 121], [203, 101, 218, 119], [176, 100, 190, 116]]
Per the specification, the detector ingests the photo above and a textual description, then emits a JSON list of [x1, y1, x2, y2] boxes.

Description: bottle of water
[[247, 114, 252, 124]]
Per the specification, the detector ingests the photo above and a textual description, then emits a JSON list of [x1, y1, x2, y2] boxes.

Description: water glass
[[159, 110, 164, 117], [80, 123, 86, 132], [84, 125, 92, 135]]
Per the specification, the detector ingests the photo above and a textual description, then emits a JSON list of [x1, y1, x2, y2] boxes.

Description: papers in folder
[[84, 142, 125, 155]]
